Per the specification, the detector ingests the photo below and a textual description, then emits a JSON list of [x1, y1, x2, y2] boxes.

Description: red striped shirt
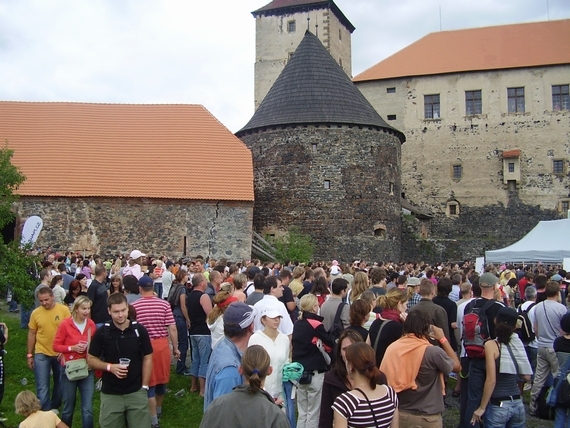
[[132, 296, 175, 340]]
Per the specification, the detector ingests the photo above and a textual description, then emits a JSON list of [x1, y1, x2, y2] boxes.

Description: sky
[[1, 0, 569, 133]]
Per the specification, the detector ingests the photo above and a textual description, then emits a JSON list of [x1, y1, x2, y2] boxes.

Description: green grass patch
[[0, 302, 204, 428]]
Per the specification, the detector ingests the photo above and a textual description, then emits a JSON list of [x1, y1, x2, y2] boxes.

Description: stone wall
[[401, 197, 561, 263], [240, 125, 402, 261], [356, 65, 570, 213], [14, 197, 253, 261]]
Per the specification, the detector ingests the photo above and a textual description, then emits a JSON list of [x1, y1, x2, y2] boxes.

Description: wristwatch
[[142, 385, 149, 391]]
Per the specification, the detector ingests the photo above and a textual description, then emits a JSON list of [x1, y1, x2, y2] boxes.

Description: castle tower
[[236, 31, 405, 261], [252, 0, 354, 109]]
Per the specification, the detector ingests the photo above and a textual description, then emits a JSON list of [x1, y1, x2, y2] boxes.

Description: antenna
[[439, 5, 442, 31], [307, 16, 310, 31], [315, 23, 318, 37]]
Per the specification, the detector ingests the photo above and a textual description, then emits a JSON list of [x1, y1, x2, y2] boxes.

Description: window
[[387, 114, 396, 121], [424, 94, 440, 119], [507, 87, 525, 113], [374, 224, 387, 238], [339, 29, 342, 40], [553, 85, 570, 111], [287, 20, 296, 33], [562, 200, 570, 213], [465, 90, 482, 115], [324, 180, 330, 189], [452, 164, 462, 179], [553, 159, 565, 175], [387, 87, 396, 94], [447, 202, 460, 216], [389, 182, 394, 195], [508, 162, 515, 173], [311, 143, 317, 153]]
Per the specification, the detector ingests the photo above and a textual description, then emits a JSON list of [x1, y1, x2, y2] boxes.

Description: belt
[[490, 395, 521, 406]]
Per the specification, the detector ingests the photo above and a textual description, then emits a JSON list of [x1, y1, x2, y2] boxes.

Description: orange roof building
[[353, 19, 570, 261], [354, 20, 570, 82], [1, 102, 254, 259]]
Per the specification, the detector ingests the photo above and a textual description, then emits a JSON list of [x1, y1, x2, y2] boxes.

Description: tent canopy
[[485, 219, 570, 263]]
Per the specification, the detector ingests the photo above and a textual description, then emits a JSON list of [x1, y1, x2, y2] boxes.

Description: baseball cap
[[479, 273, 499, 288], [130, 250, 145, 259], [261, 307, 282, 319], [551, 274, 563, 282], [223, 302, 255, 329], [495, 307, 518, 327], [407, 277, 421, 286], [165, 261, 175, 268], [138, 275, 154, 289]]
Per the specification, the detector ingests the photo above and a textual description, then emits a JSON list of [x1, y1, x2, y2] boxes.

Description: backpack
[[167, 283, 185, 308], [328, 302, 347, 342], [537, 381, 556, 420], [95, 321, 144, 379], [461, 299, 495, 358], [515, 302, 536, 344]]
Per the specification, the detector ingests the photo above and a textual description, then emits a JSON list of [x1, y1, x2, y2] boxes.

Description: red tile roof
[[503, 149, 521, 159], [1, 102, 253, 201], [354, 20, 570, 82]]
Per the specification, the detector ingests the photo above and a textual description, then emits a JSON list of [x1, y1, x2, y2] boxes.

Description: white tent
[[485, 218, 570, 263]]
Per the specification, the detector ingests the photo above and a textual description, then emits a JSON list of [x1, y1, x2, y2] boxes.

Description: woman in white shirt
[[248, 307, 290, 406]]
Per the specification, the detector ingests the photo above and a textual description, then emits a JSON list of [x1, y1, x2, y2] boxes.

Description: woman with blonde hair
[[292, 294, 336, 428], [200, 345, 290, 428], [110, 257, 122, 277], [232, 273, 247, 302], [348, 271, 370, 303], [367, 288, 408, 366], [207, 290, 238, 349], [52, 295, 96, 428], [15, 390, 68, 428]]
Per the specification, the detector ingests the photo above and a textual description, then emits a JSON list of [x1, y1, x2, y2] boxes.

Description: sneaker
[[151, 424, 160, 428], [182, 370, 192, 376]]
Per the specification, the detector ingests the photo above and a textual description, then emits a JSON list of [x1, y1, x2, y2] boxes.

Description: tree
[[0, 144, 37, 307], [269, 227, 314, 264], [0, 144, 25, 230]]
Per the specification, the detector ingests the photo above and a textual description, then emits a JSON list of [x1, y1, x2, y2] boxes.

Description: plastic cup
[[119, 358, 131, 367]]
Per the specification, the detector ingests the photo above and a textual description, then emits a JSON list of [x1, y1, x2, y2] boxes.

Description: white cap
[[130, 250, 145, 259]]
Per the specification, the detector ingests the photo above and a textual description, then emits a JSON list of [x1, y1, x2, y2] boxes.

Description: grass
[[0, 301, 204, 428], [0, 301, 553, 427]]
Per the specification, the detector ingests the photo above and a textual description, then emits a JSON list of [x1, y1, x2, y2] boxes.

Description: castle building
[[252, 0, 354, 109], [237, 31, 405, 261], [353, 20, 570, 260]]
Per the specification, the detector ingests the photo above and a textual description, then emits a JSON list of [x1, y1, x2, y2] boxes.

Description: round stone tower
[[236, 31, 406, 262]]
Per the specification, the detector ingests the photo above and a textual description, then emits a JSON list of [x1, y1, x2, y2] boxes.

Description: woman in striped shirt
[[332, 342, 398, 428]]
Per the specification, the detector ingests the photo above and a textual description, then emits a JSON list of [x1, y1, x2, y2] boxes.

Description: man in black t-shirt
[[88, 293, 153, 428], [88, 266, 111, 326]]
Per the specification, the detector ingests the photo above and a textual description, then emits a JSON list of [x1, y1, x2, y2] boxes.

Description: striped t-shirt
[[131, 296, 175, 340], [332, 385, 398, 428]]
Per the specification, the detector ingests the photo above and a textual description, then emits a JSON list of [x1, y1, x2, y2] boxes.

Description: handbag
[[65, 358, 89, 381], [64, 328, 91, 381]]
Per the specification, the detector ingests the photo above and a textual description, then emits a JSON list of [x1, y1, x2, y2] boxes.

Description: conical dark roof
[[237, 31, 405, 142]]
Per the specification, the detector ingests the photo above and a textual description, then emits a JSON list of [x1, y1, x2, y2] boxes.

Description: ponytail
[[241, 345, 271, 395]]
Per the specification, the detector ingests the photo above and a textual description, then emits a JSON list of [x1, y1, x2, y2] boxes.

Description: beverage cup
[[119, 358, 131, 367]]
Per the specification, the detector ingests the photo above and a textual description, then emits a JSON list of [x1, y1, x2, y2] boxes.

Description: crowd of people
[[9, 250, 570, 428]]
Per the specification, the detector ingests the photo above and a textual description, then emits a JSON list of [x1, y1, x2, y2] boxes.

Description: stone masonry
[[240, 125, 402, 262], [14, 197, 253, 261]]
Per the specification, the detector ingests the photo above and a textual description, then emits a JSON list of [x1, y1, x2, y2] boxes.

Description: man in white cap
[[203, 302, 255, 411], [123, 250, 145, 280]]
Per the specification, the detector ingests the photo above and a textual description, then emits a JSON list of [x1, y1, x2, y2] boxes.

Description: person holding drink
[[88, 293, 154, 428], [53, 295, 96, 428]]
